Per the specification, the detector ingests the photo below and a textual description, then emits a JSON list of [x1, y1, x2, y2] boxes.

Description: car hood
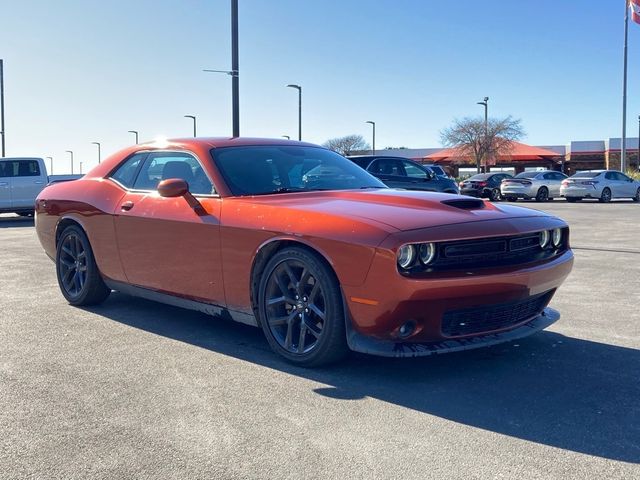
[[244, 189, 552, 232]]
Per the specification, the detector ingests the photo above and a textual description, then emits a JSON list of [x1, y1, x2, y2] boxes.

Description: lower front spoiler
[[346, 307, 560, 358]]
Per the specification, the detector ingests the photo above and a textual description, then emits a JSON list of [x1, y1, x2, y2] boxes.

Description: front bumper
[[347, 307, 559, 357]]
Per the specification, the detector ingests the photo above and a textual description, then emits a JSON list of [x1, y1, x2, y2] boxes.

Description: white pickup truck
[[0, 157, 82, 216]]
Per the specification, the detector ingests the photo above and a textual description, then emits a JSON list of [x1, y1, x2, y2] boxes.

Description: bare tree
[[323, 135, 370, 156], [440, 116, 525, 172]]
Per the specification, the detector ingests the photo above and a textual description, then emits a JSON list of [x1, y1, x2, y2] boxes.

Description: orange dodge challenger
[[35, 138, 573, 366]]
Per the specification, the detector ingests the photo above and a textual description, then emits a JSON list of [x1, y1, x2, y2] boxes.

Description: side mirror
[[158, 178, 188, 197], [157, 178, 205, 214]]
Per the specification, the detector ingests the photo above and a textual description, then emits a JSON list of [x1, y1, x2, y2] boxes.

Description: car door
[[10, 159, 45, 209], [112, 150, 225, 305], [0, 161, 11, 209], [400, 160, 438, 191], [614, 172, 635, 197], [543, 172, 560, 197], [368, 158, 411, 189]]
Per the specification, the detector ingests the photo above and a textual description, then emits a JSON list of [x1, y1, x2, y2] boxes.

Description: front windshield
[[212, 145, 387, 195]]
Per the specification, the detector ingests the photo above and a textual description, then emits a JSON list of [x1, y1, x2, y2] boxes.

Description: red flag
[[631, 0, 640, 24]]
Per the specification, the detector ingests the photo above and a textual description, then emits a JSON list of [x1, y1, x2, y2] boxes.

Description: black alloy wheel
[[599, 187, 612, 203], [490, 188, 502, 201], [535, 187, 549, 202], [633, 188, 640, 202], [56, 225, 110, 305], [258, 247, 347, 366]]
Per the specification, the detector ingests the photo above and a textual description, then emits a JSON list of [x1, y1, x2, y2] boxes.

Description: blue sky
[[1, 0, 640, 173]]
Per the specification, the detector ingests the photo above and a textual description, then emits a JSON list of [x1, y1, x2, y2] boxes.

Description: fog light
[[398, 320, 417, 339], [552, 228, 563, 247], [397, 244, 416, 269]]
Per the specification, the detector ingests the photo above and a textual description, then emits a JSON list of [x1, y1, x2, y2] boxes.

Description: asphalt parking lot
[[1, 200, 639, 479]]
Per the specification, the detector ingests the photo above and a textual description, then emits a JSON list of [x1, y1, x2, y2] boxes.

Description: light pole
[[79, 162, 83, 174], [637, 115, 639, 170], [476, 96, 489, 173], [0, 59, 5, 157], [184, 115, 197, 137], [365, 120, 376, 155], [46, 156, 53, 174], [286, 84, 302, 141], [65, 150, 74, 174], [91, 142, 101, 164], [203, 69, 239, 137], [128, 130, 139, 144]]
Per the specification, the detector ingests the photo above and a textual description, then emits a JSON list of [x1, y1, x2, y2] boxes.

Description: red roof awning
[[425, 141, 562, 164]]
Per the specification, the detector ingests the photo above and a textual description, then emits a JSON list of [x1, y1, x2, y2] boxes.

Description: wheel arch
[[55, 216, 88, 246], [249, 238, 340, 322]]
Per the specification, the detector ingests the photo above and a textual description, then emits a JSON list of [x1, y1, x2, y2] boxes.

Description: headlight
[[419, 243, 436, 265], [552, 228, 563, 247], [539, 230, 550, 249], [397, 244, 416, 269]]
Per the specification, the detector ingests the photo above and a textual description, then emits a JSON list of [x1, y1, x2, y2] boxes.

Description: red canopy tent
[[425, 141, 562, 166]]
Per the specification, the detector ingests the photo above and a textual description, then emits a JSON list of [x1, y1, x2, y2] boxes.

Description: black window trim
[[107, 150, 219, 197]]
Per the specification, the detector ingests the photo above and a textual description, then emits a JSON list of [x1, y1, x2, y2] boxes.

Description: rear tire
[[489, 188, 502, 201], [257, 247, 348, 367], [633, 188, 640, 202], [535, 187, 549, 202], [56, 225, 110, 306], [599, 187, 612, 203]]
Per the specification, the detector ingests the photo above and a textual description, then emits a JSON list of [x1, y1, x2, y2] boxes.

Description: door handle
[[34, 181, 44, 185], [0, 182, 8, 186], [120, 201, 134, 211]]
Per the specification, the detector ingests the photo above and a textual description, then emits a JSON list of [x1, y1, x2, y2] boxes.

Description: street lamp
[[286, 84, 302, 141], [184, 115, 197, 137], [46, 156, 53, 174], [91, 141, 101, 164], [203, 69, 240, 138], [128, 130, 139, 144], [476, 96, 489, 173], [65, 150, 74, 174], [365, 121, 376, 155], [637, 115, 639, 170]]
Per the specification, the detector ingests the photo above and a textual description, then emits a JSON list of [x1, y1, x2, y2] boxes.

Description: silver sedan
[[501, 170, 567, 202], [560, 170, 640, 202]]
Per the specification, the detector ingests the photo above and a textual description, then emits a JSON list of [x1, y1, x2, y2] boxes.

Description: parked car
[[501, 170, 568, 202], [560, 170, 640, 202], [459, 172, 513, 201], [35, 138, 573, 366], [0, 157, 81, 216], [422, 163, 450, 179], [347, 155, 459, 193]]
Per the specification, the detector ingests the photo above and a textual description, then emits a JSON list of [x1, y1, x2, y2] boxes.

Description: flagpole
[[622, 0, 629, 172]]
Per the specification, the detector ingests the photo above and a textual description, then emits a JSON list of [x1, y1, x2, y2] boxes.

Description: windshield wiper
[[359, 185, 385, 189]]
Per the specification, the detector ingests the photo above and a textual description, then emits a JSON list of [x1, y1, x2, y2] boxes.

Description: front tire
[[56, 225, 110, 306], [257, 247, 348, 367]]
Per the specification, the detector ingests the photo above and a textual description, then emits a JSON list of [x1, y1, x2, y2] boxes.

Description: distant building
[[375, 138, 640, 177]]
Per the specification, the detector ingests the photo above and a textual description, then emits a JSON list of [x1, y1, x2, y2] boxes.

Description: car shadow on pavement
[[89, 292, 640, 464], [0, 216, 34, 228]]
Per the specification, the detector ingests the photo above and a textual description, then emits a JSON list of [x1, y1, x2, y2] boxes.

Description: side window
[[16, 160, 40, 177], [0, 161, 10, 178], [110, 153, 146, 188], [605, 172, 615, 180], [615, 172, 630, 181], [402, 161, 428, 179], [133, 152, 215, 195], [542, 173, 553, 180], [371, 159, 403, 176]]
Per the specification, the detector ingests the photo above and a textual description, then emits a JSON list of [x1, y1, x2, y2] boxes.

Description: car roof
[[347, 155, 413, 161], [135, 137, 321, 150]]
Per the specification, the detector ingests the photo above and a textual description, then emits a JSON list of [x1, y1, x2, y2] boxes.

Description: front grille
[[424, 232, 565, 272], [441, 290, 554, 337]]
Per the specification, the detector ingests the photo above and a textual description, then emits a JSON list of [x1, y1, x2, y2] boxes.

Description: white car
[[501, 170, 567, 202], [560, 170, 640, 203]]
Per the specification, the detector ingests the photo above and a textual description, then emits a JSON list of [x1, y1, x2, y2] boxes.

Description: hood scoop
[[441, 198, 485, 210]]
